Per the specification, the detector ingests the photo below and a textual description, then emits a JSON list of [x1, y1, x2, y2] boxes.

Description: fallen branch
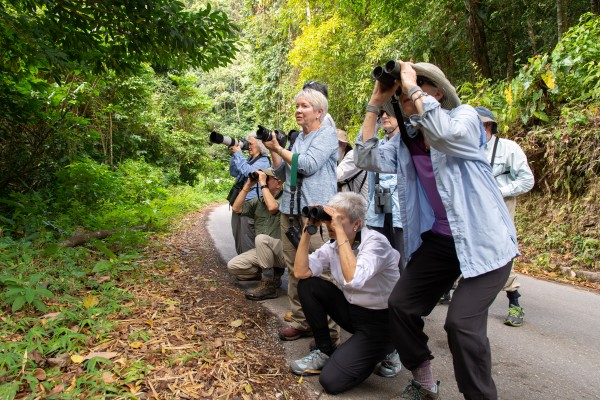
[[59, 225, 147, 247]]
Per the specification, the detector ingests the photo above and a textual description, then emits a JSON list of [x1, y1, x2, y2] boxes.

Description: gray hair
[[326, 192, 367, 228], [295, 88, 328, 122], [245, 131, 269, 156]]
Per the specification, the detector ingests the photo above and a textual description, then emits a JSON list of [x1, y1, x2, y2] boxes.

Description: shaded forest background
[[0, 0, 599, 396]]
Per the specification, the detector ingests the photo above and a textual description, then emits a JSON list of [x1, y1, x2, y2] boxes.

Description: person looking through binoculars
[[261, 88, 341, 343], [355, 60, 519, 400], [288, 192, 400, 394], [227, 132, 271, 255]]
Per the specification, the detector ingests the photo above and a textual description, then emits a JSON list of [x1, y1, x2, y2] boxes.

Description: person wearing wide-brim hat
[[355, 60, 518, 399]]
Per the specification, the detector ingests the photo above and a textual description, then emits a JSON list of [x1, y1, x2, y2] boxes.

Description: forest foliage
[[0, 0, 599, 396]]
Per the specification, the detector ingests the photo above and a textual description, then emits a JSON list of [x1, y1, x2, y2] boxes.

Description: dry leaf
[[244, 383, 253, 393], [209, 287, 216, 292], [66, 377, 77, 392], [230, 319, 243, 328], [33, 368, 47, 381], [236, 332, 247, 340], [101, 372, 115, 384], [83, 352, 119, 361], [70, 354, 84, 364], [49, 383, 65, 395], [83, 294, 100, 309], [298, 376, 303, 384], [213, 338, 223, 348], [47, 353, 71, 368], [97, 275, 111, 284], [129, 341, 144, 349]]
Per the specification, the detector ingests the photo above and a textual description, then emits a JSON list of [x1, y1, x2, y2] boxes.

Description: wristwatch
[[260, 184, 268, 189]]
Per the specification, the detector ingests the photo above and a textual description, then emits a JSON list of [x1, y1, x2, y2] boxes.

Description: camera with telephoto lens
[[374, 184, 393, 214], [286, 224, 301, 249], [372, 60, 402, 94], [256, 125, 288, 148], [210, 131, 249, 151]]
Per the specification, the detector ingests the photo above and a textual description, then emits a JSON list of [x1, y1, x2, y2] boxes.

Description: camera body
[[372, 60, 402, 92], [374, 184, 393, 214], [210, 131, 249, 151], [286, 224, 301, 249], [256, 125, 288, 149]]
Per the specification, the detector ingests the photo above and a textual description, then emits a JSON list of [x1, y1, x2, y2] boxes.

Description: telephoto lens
[[209, 131, 249, 151]]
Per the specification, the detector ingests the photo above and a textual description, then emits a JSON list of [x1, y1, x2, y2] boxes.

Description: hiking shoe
[[374, 350, 402, 378], [309, 337, 341, 352], [278, 326, 312, 341], [394, 380, 440, 400], [289, 350, 329, 376], [504, 305, 525, 327], [245, 279, 279, 301], [438, 290, 451, 305]]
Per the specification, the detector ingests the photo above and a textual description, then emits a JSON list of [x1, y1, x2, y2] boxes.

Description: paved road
[[208, 204, 600, 400]]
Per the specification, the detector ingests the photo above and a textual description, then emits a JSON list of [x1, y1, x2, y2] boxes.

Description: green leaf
[[12, 296, 26, 312]]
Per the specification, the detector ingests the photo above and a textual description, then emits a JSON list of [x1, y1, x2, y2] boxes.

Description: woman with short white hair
[[289, 192, 400, 394]]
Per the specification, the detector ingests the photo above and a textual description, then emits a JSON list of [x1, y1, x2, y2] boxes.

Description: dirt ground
[[122, 205, 309, 399]]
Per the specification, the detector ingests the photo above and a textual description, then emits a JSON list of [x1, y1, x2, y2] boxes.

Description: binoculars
[[302, 205, 332, 222], [374, 184, 393, 214], [372, 60, 401, 89]]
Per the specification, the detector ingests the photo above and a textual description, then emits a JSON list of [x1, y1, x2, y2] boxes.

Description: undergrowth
[[0, 161, 229, 399]]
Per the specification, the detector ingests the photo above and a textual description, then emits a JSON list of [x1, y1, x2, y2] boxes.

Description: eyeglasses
[[417, 76, 437, 88]]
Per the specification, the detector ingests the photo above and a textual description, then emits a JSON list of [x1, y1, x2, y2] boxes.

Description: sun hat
[[410, 62, 461, 110], [474, 106, 495, 123], [336, 129, 348, 143]]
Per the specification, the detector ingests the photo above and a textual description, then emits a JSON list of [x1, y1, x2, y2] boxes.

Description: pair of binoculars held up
[[372, 60, 401, 89]]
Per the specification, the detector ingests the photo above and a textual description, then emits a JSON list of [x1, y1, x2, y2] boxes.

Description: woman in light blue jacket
[[355, 61, 518, 400]]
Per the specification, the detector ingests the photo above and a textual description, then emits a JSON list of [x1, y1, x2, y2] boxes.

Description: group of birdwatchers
[[222, 60, 534, 400]]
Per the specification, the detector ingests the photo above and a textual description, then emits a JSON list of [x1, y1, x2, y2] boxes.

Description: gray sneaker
[[374, 350, 402, 378], [289, 350, 329, 376], [394, 380, 440, 400], [504, 305, 525, 327]]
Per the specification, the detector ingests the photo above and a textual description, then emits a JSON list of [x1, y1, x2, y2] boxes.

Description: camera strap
[[288, 153, 300, 227], [391, 96, 412, 148]]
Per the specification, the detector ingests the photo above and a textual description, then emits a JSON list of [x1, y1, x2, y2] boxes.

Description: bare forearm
[[293, 230, 313, 279]]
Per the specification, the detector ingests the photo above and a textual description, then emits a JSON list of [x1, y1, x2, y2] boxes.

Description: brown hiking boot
[[245, 279, 279, 301]]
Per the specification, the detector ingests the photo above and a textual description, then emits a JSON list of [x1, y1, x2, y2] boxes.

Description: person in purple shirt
[[355, 61, 518, 400]]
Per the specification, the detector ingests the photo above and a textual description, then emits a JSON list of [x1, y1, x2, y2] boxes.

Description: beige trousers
[[227, 234, 285, 279], [503, 196, 520, 292], [281, 214, 340, 338]]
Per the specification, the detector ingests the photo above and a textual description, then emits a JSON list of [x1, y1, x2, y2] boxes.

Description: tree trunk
[[527, 17, 537, 55], [557, 0, 568, 38], [465, 0, 493, 79], [592, 0, 600, 14]]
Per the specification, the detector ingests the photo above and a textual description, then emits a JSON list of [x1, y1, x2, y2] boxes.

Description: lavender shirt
[[406, 135, 452, 237]]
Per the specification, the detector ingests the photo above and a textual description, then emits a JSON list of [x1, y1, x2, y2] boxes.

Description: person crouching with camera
[[227, 169, 286, 300], [289, 192, 400, 394]]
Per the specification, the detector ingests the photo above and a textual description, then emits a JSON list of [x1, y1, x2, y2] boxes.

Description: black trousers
[[298, 277, 394, 394], [388, 231, 512, 400]]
